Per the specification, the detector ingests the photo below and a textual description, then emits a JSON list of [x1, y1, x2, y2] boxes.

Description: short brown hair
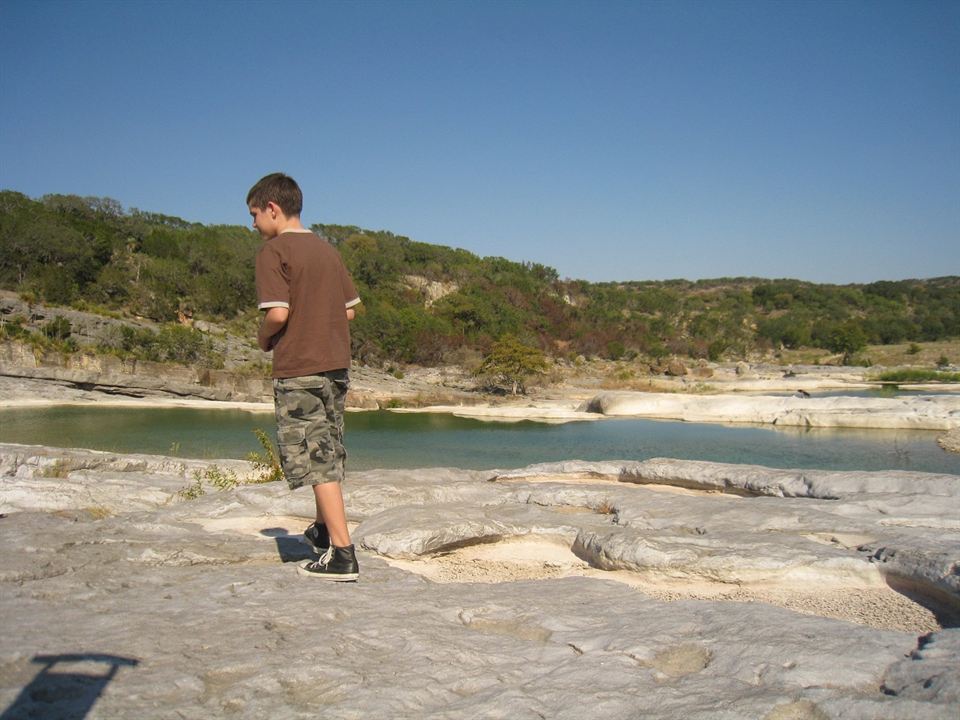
[[246, 173, 303, 216]]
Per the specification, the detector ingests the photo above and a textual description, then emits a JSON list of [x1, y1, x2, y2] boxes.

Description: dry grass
[[859, 339, 958, 367], [767, 339, 958, 369]]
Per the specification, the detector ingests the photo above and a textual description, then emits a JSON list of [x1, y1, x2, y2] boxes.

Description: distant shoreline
[[4, 377, 960, 433]]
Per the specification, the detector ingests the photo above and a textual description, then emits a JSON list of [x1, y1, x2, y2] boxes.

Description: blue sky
[[0, 0, 957, 284]]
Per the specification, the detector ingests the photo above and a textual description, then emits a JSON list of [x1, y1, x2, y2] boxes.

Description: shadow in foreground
[[1, 653, 139, 720]]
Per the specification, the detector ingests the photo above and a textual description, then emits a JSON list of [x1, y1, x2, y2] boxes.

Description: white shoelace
[[316, 545, 334, 568]]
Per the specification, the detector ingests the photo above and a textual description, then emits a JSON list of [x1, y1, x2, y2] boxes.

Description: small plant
[[596, 500, 617, 515], [246, 428, 284, 484], [202, 466, 239, 491], [177, 465, 239, 499], [178, 475, 206, 500], [907, 343, 921, 355], [937, 355, 950, 369]]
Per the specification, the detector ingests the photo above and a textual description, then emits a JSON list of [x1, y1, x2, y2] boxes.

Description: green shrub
[[605, 340, 626, 360], [102, 323, 223, 367], [0, 317, 30, 340], [874, 369, 960, 383], [42, 316, 72, 342]]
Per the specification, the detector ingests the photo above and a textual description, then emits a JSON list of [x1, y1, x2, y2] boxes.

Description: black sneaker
[[304, 521, 330, 553], [297, 545, 359, 582]]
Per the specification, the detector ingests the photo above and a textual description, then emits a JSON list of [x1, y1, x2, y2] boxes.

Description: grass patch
[[39, 460, 75, 478], [84, 506, 113, 520]]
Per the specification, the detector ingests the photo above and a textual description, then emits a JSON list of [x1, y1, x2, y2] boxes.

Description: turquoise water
[[0, 406, 958, 474]]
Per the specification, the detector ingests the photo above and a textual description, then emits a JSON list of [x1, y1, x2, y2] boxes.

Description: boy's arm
[[258, 307, 289, 351]]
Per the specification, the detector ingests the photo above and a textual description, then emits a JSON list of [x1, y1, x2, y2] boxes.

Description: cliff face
[[0, 340, 272, 402], [0, 290, 273, 402]]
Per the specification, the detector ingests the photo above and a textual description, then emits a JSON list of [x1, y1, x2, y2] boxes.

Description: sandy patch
[[383, 535, 586, 584], [495, 473, 740, 497], [384, 535, 939, 633]]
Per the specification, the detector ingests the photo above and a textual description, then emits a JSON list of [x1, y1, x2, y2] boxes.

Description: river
[[0, 406, 957, 474]]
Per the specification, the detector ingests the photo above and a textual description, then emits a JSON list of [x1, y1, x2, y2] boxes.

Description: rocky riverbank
[[0, 443, 958, 718]]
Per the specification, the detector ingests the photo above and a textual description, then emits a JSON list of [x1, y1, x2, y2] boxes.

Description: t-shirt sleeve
[[255, 244, 290, 310], [339, 257, 361, 309]]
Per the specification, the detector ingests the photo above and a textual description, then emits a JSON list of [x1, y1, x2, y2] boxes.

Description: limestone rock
[[1, 446, 958, 718], [665, 358, 688, 377], [939, 428, 960, 454], [881, 629, 960, 704]]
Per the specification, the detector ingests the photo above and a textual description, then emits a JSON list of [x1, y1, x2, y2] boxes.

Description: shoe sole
[[296, 561, 358, 581]]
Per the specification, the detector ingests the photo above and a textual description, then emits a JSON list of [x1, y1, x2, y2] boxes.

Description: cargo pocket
[[276, 425, 309, 483]]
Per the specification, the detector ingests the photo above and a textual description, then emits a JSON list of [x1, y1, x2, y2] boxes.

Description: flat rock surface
[[1, 444, 959, 718]]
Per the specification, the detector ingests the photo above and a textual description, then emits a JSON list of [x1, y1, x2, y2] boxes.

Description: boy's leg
[[313, 481, 350, 547]]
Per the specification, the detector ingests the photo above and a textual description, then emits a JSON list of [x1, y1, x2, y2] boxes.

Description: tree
[[476, 335, 548, 395], [823, 320, 868, 363]]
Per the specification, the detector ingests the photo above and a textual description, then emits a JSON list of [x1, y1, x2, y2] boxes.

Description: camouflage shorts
[[273, 371, 349, 490]]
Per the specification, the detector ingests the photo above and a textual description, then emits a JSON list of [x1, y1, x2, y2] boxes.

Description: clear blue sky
[[1, 0, 957, 284]]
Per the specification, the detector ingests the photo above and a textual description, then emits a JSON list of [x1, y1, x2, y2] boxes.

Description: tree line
[[1, 190, 957, 366]]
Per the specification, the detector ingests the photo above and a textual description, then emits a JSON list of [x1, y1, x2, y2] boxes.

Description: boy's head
[[246, 173, 303, 217]]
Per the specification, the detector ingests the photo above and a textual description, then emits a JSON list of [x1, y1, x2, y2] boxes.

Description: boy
[[248, 172, 361, 581]]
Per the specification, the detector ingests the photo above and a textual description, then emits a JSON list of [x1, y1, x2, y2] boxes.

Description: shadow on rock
[[883, 574, 960, 629], [260, 527, 313, 563], [1, 653, 139, 720]]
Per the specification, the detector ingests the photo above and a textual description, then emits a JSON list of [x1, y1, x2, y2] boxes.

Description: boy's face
[[249, 203, 280, 239]]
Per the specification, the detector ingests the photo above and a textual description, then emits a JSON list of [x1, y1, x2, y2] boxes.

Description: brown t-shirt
[[255, 230, 361, 379]]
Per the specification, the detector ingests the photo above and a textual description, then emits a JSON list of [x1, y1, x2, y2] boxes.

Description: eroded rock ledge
[[1, 444, 958, 718], [581, 391, 960, 430]]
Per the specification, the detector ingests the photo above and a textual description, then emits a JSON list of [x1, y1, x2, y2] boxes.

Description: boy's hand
[[258, 307, 289, 351]]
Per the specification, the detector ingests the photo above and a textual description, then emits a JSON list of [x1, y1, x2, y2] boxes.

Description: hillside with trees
[[1, 190, 958, 368]]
